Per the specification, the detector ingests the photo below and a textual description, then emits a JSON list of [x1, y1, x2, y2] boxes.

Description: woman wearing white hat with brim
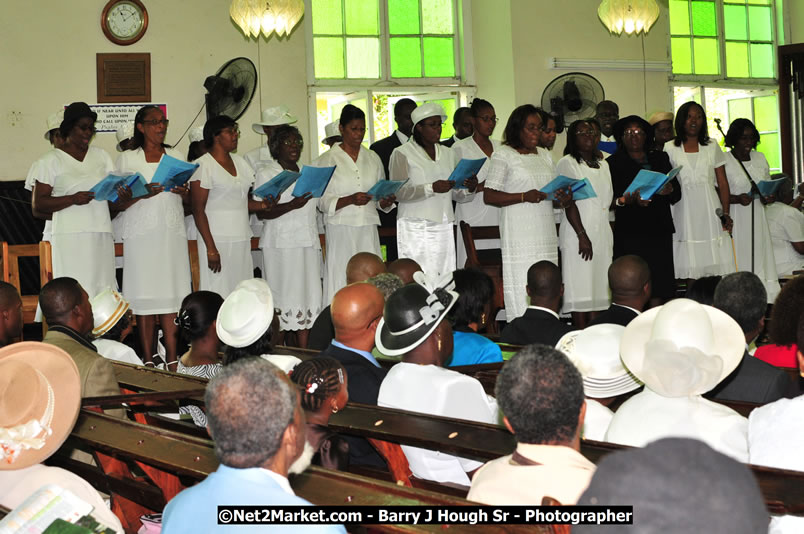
[[90, 287, 141, 365], [604, 298, 749, 462], [391, 103, 478, 278]]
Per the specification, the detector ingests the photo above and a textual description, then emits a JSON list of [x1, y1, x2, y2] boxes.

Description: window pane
[[312, 0, 343, 34], [423, 37, 455, 77], [726, 42, 749, 77], [724, 5, 747, 40], [748, 6, 772, 41], [693, 38, 719, 74], [345, 0, 378, 35], [728, 98, 752, 122], [669, 0, 691, 34], [671, 37, 693, 74], [750, 43, 774, 77], [422, 0, 453, 34], [388, 0, 420, 34], [754, 95, 778, 131], [777, 0, 785, 44], [390, 37, 422, 77], [691, 1, 717, 36], [747, 0, 771, 5], [346, 38, 380, 78], [314, 37, 345, 78], [757, 132, 780, 171]]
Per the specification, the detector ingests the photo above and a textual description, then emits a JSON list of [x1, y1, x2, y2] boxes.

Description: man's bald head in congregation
[[387, 258, 421, 285], [527, 261, 562, 299], [608, 255, 651, 298], [345, 252, 386, 285], [331, 283, 385, 348], [0, 282, 21, 312], [39, 277, 85, 325]]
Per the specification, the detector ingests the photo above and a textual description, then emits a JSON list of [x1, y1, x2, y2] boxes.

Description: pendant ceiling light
[[598, 0, 660, 36], [230, 0, 304, 39]]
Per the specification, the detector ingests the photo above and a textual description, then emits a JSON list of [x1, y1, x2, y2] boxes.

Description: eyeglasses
[[142, 119, 169, 127], [221, 126, 240, 136], [478, 115, 498, 123], [282, 139, 303, 147], [420, 120, 442, 129], [623, 129, 645, 137], [575, 129, 597, 137]]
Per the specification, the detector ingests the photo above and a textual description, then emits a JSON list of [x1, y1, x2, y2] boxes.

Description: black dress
[[606, 149, 682, 300]]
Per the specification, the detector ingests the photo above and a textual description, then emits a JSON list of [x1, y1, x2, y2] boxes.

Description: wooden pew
[[1, 242, 42, 327], [52, 410, 543, 533]]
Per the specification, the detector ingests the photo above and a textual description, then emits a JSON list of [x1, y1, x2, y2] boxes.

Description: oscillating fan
[[204, 57, 257, 121], [540, 73, 605, 134]]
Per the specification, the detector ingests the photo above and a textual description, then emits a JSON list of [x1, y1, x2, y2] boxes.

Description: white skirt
[[51, 232, 116, 299], [196, 238, 253, 298], [263, 246, 322, 331], [731, 201, 780, 302], [323, 224, 381, 306], [123, 231, 192, 315], [397, 218, 456, 279]]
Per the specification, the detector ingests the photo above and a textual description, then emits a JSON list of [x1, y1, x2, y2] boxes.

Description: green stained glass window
[[390, 37, 422, 77], [724, 5, 747, 40], [345, 0, 378, 35], [422, 0, 453, 34], [669, 0, 690, 34], [693, 38, 719, 74], [754, 95, 778, 131], [388, 0, 419, 33], [423, 37, 454, 77], [748, 6, 772, 40], [671, 37, 693, 74], [346, 38, 380, 78], [728, 97, 752, 121], [692, 1, 717, 36], [312, 0, 342, 34], [314, 37, 345, 78], [726, 42, 749, 77], [758, 132, 780, 169], [750, 43, 774, 77]]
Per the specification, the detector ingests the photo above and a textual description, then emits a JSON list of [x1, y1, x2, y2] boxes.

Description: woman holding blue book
[[254, 125, 320, 348], [114, 105, 192, 366]]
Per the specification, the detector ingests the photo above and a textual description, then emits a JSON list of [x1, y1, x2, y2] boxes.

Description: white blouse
[[254, 160, 319, 249], [190, 152, 255, 242], [316, 144, 386, 227]]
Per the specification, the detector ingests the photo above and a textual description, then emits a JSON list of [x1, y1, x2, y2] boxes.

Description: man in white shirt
[[468, 345, 595, 506], [594, 100, 619, 156], [765, 179, 804, 276], [376, 272, 498, 487]]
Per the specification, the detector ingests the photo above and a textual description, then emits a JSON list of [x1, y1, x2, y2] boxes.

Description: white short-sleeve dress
[[115, 148, 192, 314], [723, 150, 780, 302], [36, 147, 117, 298], [316, 144, 386, 305], [25, 152, 54, 241], [452, 137, 500, 268], [665, 140, 735, 278], [190, 152, 255, 298], [255, 160, 322, 331], [556, 155, 613, 313], [485, 146, 558, 321], [765, 202, 804, 276]]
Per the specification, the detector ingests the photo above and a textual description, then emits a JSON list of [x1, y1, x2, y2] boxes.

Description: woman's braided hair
[[289, 357, 345, 412]]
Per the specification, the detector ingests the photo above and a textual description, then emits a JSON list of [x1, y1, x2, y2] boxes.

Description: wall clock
[[101, 0, 148, 46]]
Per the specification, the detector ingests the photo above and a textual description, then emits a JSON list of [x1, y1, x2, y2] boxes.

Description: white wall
[[0, 0, 309, 181]]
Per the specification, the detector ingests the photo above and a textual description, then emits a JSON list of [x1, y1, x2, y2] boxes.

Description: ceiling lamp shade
[[598, 0, 660, 36], [230, 0, 304, 39]]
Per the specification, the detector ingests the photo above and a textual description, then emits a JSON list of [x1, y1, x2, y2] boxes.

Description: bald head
[[387, 258, 421, 285], [331, 283, 385, 351], [0, 282, 20, 311], [609, 255, 651, 310], [527, 261, 562, 298], [345, 252, 386, 285]]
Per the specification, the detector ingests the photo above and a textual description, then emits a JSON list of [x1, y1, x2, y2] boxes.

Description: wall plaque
[[96, 53, 151, 103]]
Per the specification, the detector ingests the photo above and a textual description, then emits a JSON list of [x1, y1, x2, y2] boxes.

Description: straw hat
[[115, 121, 135, 151], [216, 279, 275, 348], [556, 324, 642, 398], [90, 288, 130, 338], [648, 111, 673, 126], [44, 109, 64, 140], [619, 299, 744, 397], [252, 105, 297, 134], [0, 342, 80, 470], [411, 103, 447, 130]]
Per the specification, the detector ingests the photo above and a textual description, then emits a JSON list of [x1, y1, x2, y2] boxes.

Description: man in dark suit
[[318, 282, 387, 467], [589, 255, 651, 327], [440, 107, 473, 147], [707, 272, 791, 404], [370, 98, 417, 262], [500, 261, 575, 346]]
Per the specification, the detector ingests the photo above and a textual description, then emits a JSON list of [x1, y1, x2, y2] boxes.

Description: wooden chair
[[458, 221, 504, 333], [1, 242, 42, 328]]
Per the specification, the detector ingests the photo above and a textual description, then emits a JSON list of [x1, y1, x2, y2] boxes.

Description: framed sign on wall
[[97, 53, 151, 103]]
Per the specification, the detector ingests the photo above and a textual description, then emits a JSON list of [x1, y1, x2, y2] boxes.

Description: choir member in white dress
[[115, 105, 192, 366], [254, 125, 321, 348], [25, 109, 63, 242], [391, 103, 477, 278], [32, 102, 122, 299], [722, 118, 780, 302], [557, 119, 614, 327], [317, 105, 395, 305], [665, 102, 735, 279], [484, 105, 559, 322], [190, 116, 272, 299], [184, 126, 206, 241], [764, 180, 804, 277], [452, 98, 500, 268]]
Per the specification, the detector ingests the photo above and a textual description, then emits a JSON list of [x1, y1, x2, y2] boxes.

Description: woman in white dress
[[722, 118, 780, 302], [557, 119, 614, 327], [391, 103, 478, 278], [484, 105, 558, 322], [32, 102, 121, 299], [114, 105, 192, 366], [317, 105, 395, 305], [665, 101, 734, 279], [452, 98, 500, 268], [255, 125, 320, 347], [190, 116, 272, 299]]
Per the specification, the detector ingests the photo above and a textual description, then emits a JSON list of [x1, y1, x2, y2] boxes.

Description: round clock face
[[106, 1, 144, 40]]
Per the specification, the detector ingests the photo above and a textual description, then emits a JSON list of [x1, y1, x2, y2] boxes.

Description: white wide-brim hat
[[556, 324, 642, 399], [91, 287, 130, 337], [0, 342, 80, 470], [252, 105, 297, 133], [648, 111, 674, 126], [116, 121, 135, 151], [323, 121, 341, 141], [411, 103, 447, 130], [217, 279, 275, 348], [188, 125, 205, 144], [619, 299, 744, 397], [44, 109, 64, 140]]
